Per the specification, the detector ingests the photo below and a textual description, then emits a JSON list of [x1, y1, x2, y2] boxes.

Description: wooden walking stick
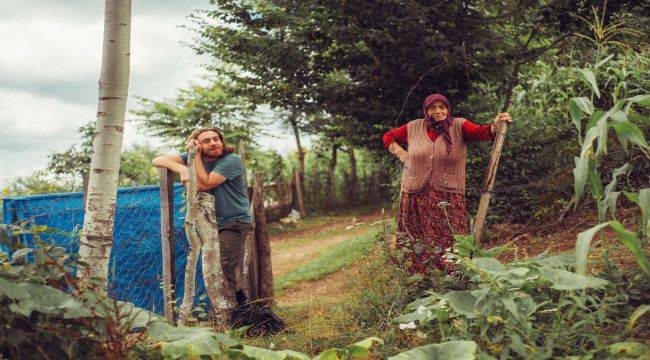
[[471, 116, 510, 244]]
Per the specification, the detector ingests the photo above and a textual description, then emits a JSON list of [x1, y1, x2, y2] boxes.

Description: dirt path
[[269, 208, 392, 305]]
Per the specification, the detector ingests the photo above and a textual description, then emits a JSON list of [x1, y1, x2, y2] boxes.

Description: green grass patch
[[274, 224, 388, 291]]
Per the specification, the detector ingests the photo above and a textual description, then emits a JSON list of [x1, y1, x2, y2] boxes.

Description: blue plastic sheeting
[[2, 184, 212, 314]]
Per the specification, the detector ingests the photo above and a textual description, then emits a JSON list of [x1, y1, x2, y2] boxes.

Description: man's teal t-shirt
[[181, 152, 251, 226]]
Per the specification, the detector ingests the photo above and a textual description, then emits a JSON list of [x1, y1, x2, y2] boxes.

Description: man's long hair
[[188, 128, 236, 156]]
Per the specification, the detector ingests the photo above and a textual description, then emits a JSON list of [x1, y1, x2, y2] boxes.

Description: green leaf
[[573, 156, 589, 207], [580, 127, 598, 157], [345, 337, 383, 357], [640, 189, 650, 235], [576, 223, 610, 275], [531, 253, 576, 268], [609, 220, 650, 275], [578, 69, 600, 98], [624, 94, 650, 107], [627, 305, 650, 332], [472, 257, 506, 274], [444, 291, 479, 318], [611, 121, 649, 150], [0, 277, 30, 300], [587, 158, 603, 199], [572, 97, 595, 115], [587, 110, 605, 130], [596, 104, 621, 156], [608, 342, 648, 357], [539, 267, 609, 290], [602, 163, 630, 219], [568, 99, 584, 140], [405, 295, 439, 311], [147, 321, 239, 359], [314, 349, 343, 360], [388, 340, 477, 360], [226, 346, 310, 360], [595, 54, 614, 69]]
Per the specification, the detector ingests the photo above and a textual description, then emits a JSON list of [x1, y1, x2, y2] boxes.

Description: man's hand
[[186, 139, 201, 153], [180, 167, 190, 187]]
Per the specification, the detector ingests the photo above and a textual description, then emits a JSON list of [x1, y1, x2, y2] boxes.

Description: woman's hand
[[396, 149, 408, 163], [494, 112, 513, 125], [388, 142, 408, 163]]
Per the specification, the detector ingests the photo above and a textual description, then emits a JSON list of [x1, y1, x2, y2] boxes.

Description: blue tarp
[[2, 184, 209, 314]]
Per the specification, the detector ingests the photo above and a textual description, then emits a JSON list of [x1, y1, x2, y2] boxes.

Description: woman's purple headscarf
[[423, 93, 454, 153]]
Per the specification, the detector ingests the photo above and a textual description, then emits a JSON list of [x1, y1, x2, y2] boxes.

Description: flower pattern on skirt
[[396, 178, 468, 275]]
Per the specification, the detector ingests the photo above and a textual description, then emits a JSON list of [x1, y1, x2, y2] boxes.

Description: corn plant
[[569, 53, 650, 279]]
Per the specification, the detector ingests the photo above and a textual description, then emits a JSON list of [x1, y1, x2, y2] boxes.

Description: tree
[[77, 0, 132, 286], [133, 82, 260, 148]]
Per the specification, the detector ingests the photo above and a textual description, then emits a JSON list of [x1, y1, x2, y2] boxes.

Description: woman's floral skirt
[[396, 179, 468, 275]]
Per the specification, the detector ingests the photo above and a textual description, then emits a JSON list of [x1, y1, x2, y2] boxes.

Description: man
[[152, 128, 252, 318]]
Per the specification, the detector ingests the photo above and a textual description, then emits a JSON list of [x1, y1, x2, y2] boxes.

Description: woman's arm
[[383, 124, 409, 162], [462, 113, 512, 142]]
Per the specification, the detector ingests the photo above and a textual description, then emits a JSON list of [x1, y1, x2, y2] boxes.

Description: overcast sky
[[0, 0, 296, 186]]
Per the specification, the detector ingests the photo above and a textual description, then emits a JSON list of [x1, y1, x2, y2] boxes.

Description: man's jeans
[[218, 220, 252, 295]]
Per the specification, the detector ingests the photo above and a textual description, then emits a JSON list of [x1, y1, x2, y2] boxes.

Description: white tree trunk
[[77, 0, 131, 286], [178, 149, 234, 326], [178, 148, 202, 326]]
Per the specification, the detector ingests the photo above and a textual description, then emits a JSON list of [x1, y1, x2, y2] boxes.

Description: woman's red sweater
[[382, 119, 494, 148]]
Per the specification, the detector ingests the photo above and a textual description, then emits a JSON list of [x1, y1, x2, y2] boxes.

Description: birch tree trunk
[[178, 150, 234, 326], [178, 148, 201, 326], [196, 193, 234, 324], [77, 0, 131, 286]]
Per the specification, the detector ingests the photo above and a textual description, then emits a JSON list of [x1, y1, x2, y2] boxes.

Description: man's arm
[[193, 154, 227, 191], [152, 154, 190, 185]]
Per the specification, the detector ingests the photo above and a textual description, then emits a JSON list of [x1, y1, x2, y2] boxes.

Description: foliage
[[392, 251, 647, 359], [0, 223, 159, 359], [191, 0, 647, 149], [132, 82, 260, 148], [145, 318, 382, 360], [569, 50, 650, 279]]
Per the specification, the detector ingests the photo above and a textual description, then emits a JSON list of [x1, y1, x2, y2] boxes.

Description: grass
[[274, 223, 390, 291]]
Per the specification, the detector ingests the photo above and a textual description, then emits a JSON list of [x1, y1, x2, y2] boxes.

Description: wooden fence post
[[253, 172, 274, 305], [239, 141, 256, 299], [159, 168, 176, 324], [82, 173, 89, 208]]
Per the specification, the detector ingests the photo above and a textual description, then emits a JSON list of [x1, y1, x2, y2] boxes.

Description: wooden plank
[[159, 168, 176, 324], [253, 172, 274, 305]]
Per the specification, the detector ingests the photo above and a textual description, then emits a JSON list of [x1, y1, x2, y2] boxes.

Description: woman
[[383, 93, 512, 275]]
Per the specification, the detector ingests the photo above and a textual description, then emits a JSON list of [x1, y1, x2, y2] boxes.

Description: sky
[[0, 0, 297, 186]]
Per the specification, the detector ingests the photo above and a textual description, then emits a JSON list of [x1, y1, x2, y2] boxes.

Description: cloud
[[0, 0, 299, 187]]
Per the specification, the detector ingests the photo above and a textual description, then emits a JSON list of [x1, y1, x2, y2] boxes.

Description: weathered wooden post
[[472, 120, 510, 243], [158, 168, 176, 324], [238, 141, 256, 300], [253, 173, 274, 305]]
